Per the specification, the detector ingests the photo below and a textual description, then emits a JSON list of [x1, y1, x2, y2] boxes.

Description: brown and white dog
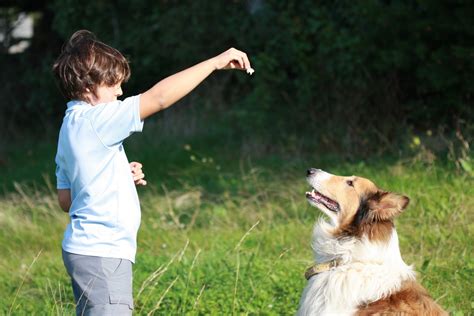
[[297, 168, 447, 316]]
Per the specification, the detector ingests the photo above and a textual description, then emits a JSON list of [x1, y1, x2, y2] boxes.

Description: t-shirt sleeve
[[55, 160, 71, 189], [88, 95, 144, 147]]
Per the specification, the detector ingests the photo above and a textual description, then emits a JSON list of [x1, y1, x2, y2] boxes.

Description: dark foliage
[[1, 0, 473, 156]]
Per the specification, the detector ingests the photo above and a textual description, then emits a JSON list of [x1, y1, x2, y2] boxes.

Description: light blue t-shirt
[[55, 95, 143, 263]]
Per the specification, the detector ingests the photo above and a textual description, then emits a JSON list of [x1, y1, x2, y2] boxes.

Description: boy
[[53, 30, 252, 315]]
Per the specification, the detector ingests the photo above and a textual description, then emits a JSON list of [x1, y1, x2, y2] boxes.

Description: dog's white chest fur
[[297, 221, 415, 316]]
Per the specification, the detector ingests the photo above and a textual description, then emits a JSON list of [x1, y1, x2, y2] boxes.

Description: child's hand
[[130, 161, 147, 186], [213, 48, 253, 73]]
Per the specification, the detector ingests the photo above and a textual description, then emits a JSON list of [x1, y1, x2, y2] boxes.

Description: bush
[[1, 0, 473, 156]]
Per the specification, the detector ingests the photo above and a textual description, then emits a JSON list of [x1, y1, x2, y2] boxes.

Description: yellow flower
[[412, 136, 421, 147]]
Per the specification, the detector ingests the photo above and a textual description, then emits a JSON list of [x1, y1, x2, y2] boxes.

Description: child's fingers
[[227, 50, 251, 71], [135, 179, 147, 186], [234, 49, 251, 69], [217, 48, 252, 71], [232, 52, 246, 69], [130, 161, 142, 167], [229, 60, 238, 69], [242, 52, 251, 70], [133, 173, 145, 181], [130, 161, 143, 173]]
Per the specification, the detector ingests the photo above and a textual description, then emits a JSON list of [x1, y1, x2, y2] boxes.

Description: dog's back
[[356, 280, 447, 316]]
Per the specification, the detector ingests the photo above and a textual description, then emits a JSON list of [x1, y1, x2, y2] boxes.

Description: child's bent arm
[[139, 48, 251, 120], [58, 189, 72, 212]]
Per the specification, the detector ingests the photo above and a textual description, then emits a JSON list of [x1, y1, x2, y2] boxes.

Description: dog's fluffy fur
[[297, 169, 447, 316]]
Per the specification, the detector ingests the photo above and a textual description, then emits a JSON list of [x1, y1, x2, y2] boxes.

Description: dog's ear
[[367, 191, 409, 221]]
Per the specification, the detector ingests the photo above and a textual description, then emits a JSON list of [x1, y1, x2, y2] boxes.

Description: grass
[[0, 136, 473, 315]]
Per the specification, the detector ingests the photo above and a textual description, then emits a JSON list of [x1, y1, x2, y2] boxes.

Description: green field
[[0, 137, 473, 315]]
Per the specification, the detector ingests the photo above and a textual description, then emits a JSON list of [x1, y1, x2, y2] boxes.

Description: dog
[[297, 168, 447, 316]]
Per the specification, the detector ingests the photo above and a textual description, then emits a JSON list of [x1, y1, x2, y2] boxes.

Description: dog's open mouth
[[306, 189, 340, 212]]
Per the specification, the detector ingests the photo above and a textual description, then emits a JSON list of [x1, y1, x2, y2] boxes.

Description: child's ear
[[367, 191, 410, 221]]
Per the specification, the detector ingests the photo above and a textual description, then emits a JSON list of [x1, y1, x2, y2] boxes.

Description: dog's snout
[[307, 168, 320, 176]]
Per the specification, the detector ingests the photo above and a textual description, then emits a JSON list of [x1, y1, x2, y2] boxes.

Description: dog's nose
[[307, 168, 319, 176]]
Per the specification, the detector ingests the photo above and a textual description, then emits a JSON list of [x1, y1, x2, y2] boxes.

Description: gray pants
[[62, 250, 134, 316]]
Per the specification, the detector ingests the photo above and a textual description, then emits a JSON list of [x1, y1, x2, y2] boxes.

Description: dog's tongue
[[309, 190, 339, 211]]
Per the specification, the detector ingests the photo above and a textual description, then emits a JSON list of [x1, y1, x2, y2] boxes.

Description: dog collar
[[304, 258, 342, 280]]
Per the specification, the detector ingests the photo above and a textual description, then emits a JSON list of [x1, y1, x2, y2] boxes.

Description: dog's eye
[[346, 180, 354, 187]]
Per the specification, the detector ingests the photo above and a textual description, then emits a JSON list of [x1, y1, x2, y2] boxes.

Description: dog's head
[[306, 168, 409, 242]]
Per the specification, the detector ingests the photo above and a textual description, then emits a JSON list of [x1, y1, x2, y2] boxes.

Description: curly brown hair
[[52, 30, 130, 101]]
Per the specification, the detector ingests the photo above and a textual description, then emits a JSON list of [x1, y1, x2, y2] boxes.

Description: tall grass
[[0, 140, 473, 314]]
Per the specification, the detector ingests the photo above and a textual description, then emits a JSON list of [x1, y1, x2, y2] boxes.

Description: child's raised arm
[[139, 48, 251, 120]]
